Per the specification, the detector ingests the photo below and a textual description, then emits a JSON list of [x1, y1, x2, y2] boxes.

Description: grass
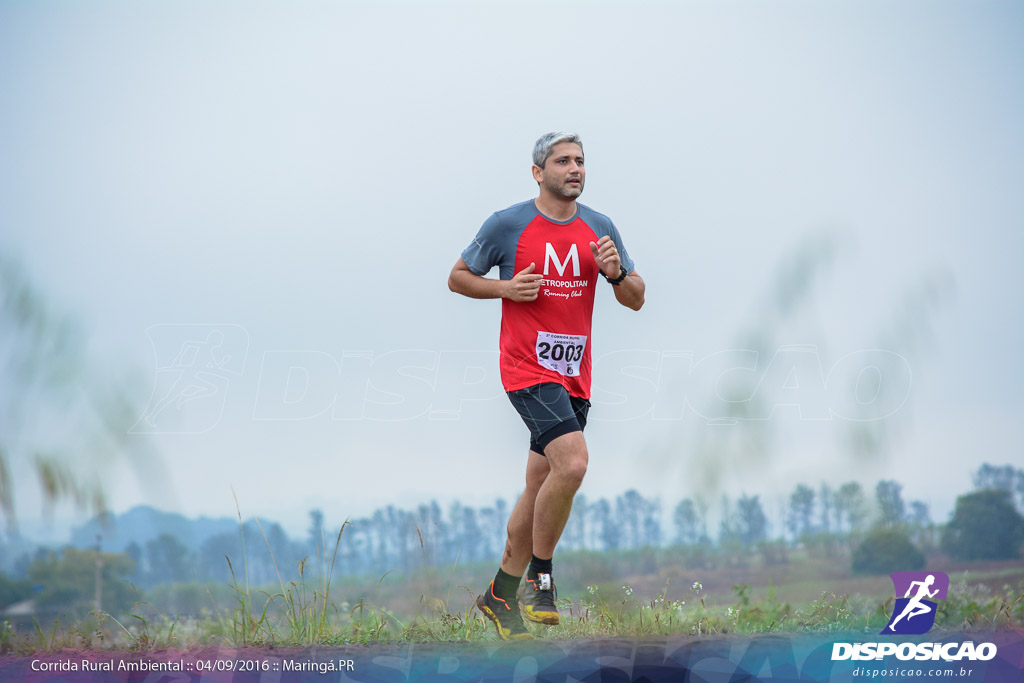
[[4, 566, 1020, 655]]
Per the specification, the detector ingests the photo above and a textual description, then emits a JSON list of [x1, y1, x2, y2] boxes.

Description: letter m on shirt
[[544, 243, 580, 277]]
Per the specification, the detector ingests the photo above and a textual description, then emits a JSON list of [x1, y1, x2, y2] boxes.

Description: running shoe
[[521, 569, 559, 625], [476, 581, 533, 640]]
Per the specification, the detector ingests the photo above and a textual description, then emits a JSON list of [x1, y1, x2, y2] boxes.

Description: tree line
[[1, 463, 1022, 616]]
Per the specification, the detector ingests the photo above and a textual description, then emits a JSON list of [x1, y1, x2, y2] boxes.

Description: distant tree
[[941, 489, 1024, 561], [375, 508, 392, 570], [199, 531, 240, 582], [875, 480, 905, 528], [973, 463, 1024, 510], [851, 528, 925, 575], [736, 494, 768, 545], [616, 490, 645, 548], [307, 509, 324, 553], [28, 547, 136, 614], [146, 533, 193, 585], [479, 499, 509, 557], [972, 463, 1019, 492], [123, 541, 143, 582], [377, 511, 394, 569], [907, 501, 929, 526], [477, 505, 499, 559], [673, 499, 700, 545], [694, 496, 711, 543], [260, 521, 293, 574], [592, 498, 618, 550], [611, 490, 661, 548], [376, 506, 418, 572], [818, 483, 834, 535], [641, 496, 662, 547], [342, 517, 370, 575], [15, 548, 49, 579], [718, 495, 739, 544], [494, 498, 509, 549], [0, 572, 31, 609], [835, 481, 868, 533], [225, 521, 275, 585], [906, 500, 933, 548], [416, 500, 447, 566], [564, 494, 587, 551], [465, 506, 486, 563], [787, 484, 815, 541]]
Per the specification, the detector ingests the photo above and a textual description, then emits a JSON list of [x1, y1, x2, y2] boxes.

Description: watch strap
[[604, 267, 628, 286]]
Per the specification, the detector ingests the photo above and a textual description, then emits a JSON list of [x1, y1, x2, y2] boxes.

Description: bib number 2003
[[536, 332, 587, 377]]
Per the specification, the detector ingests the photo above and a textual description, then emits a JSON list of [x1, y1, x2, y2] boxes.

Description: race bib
[[536, 331, 587, 377]]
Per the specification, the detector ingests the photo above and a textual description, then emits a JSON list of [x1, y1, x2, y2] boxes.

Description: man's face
[[535, 142, 585, 199]]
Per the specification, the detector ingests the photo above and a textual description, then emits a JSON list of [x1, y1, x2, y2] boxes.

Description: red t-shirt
[[461, 200, 634, 399]]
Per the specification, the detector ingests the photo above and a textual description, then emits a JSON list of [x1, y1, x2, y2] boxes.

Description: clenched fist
[[589, 235, 622, 280], [504, 262, 543, 302]]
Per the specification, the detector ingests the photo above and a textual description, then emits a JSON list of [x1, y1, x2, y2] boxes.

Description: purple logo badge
[[882, 571, 949, 635]]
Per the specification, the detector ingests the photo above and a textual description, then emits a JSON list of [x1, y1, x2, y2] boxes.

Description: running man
[[448, 132, 645, 639], [888, 574, 939, 632]]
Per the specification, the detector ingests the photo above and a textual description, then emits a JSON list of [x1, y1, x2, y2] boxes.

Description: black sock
[[493, 568, 521, 602], [530, 555, 553, 576]]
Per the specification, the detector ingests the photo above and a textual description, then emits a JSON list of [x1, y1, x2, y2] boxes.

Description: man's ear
[[531, 164, 544, 184]]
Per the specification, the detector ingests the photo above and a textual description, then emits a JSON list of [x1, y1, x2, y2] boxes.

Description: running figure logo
[[132, 324, 249, 434], [882, 571, 949, 635]]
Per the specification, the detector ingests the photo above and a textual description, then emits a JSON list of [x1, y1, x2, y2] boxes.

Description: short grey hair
[[532, 132, 583, 168]]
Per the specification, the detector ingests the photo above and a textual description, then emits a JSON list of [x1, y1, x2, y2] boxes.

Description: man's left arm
[[590, 235, 645, 311]]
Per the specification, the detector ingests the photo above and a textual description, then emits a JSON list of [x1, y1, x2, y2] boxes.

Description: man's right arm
[[448, 258, 542, 302]]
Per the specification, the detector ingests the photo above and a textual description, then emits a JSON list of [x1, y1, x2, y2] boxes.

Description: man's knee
[[563, 457, 587, 488], [545, 432, 589, 486]]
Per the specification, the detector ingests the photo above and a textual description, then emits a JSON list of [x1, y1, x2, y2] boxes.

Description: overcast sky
[[2, 1, 1022, 542]]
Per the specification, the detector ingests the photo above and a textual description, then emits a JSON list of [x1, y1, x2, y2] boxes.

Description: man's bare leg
[[477, 450, 549, 640], [500, 450, 549, 576], [517, 431, 587, 626], [532, 431, 588, 558]]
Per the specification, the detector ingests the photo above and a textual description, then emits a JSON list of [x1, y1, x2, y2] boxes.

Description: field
[[3, 548, 1022, 654]]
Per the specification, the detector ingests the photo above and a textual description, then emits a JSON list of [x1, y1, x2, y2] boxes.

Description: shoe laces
[[533, 574, 557, 607], [537, 587, 557, 608]]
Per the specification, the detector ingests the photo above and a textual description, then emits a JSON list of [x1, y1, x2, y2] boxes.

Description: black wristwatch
[[603, 266, 628, 286]]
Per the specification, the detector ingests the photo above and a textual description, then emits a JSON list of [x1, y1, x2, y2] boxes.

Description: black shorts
[[506, 382, 591, 456]]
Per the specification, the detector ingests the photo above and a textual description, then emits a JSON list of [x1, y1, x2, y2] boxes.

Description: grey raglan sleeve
[[461, 212, 508, 277], [605, 219, 635, 274]]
